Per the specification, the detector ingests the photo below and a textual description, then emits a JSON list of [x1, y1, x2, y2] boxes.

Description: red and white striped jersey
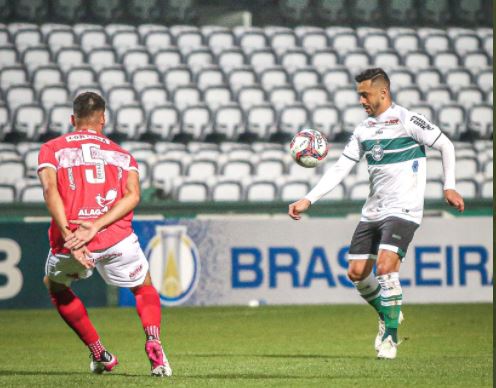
[[38, 129, 139, 254]]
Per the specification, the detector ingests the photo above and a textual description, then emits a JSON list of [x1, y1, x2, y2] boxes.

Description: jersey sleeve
[[404, 111, 443, 147], [341, 131, 364, 163], [37, 143, 58, 171], [128, 154, 139, 174]]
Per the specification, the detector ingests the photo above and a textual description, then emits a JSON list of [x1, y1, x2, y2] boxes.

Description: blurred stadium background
[[0, 0, 492, 385]]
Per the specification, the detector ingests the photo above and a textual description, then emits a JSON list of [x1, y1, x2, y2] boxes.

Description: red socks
[[133, 285, 162, 340], [49, 288, 102, 356]]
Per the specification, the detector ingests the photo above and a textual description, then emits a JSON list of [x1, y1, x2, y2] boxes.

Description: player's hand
[[71, 246, 94, 269], [64, 220, 99, 250], [444, 189, 465, 212], [288, 198, 311, 220]]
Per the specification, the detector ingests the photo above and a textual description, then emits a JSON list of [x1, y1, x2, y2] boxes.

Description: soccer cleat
[[377, 335, 397, 359], [375, 311, 404, 352], [90, 350, 118, 374], [145, 338, 172, 377]]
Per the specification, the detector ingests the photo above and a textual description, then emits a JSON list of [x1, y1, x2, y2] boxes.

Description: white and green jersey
[[341, 103, 443, 224]]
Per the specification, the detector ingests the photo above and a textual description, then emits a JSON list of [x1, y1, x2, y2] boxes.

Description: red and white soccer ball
[[289, 128, 329, 168]]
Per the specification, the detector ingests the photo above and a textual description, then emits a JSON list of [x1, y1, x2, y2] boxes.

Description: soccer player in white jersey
[[288, 68, 464, 359], [38, 92, 172, 376]]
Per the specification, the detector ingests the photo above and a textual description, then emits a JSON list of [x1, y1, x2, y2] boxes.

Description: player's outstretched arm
[[444, 189, 465, 212], [288, 198, 311, 220], [64, 170, 140, 250]]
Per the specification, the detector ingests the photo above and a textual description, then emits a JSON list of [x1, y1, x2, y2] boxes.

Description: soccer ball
[[289, 129, 328, 168]]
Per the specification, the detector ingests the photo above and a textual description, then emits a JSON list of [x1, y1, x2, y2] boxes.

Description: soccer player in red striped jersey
[[38, 92, 172, 377]]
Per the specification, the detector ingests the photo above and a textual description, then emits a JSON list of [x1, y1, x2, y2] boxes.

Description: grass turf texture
[[0, 304, 492, 387]]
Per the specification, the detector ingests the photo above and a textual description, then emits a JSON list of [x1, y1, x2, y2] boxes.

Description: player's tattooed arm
[[64, 170, 141, 250]]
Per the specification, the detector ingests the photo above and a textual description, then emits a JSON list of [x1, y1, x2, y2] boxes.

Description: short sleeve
[[37, 143, 58, 171], [128, 154, 139, 174], [341, 132, 363, 163], [404, 111, 443, 147]]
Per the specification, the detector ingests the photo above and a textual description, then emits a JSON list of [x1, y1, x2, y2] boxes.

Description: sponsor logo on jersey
[[78, 189, 118, 218], [384, 118, 399, 126], [366, 120, 376, 127], [410, 115, 434, 130], [371, 144, 384, 161], [146, 225, 200, 306], [412, 160, 419, 172], [66, 133, 110, 144]]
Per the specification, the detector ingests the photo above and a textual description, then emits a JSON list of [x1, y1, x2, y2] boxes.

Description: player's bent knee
[[347, 268, 367, 282]]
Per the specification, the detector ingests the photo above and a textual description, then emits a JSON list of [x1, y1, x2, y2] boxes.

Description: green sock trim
[[383, 328, 398, 343], [368, 295, 382, 315]]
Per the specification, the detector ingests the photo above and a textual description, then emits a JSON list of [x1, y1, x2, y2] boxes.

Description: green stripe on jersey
[[367, 146, 426, 165], [361, 137, 418, 151]]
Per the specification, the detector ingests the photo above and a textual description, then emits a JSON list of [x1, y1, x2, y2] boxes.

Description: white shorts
[[45, 233, 149, 288]]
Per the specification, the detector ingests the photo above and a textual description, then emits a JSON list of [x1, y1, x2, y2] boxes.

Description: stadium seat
[[415, 68, 443, 92], [131, 66, 161, 93], [476, 68, 492, 93], [310, 49, 340, 73], [426, 157, 444, 179], [0, 104, 10, 136], [287, 161, 318, 179], [423, 33, 451, 56], [203, 85, 232, 110], [178, 104, 210, 142], [122, 48, 150, 73], [437, 104, 466, 140], [221, 159, 253, 178], [257, 66, 288, 93], [55, 46, 85, 72], [245, 180, 277, 201], [186, 159, 217, 179], [207, 30, 236, 56], [143, 30, 173, 55], [32, 65, 63, 92], [107, 85, 137, 110], [65, 66, 96, 93], [331, 32, 359, 54], [395, 86, 423, 108], [453, 33, 481, 56], [211, 180, 243, 201], [321, 67, 351, 92], [39, 84, 70, 110], [462, 50, 490, 72], [333, 87, 359, 109], [14, 27, 43, 52], [280, 180, 310, 201], [432, 51, 460, 72], [12, 104, 44, 141], [341, 105, 367, 133], [269, 86, 297, 111], [0, 160, 25, 184], [227, 66, 257, 93], [79, 28, 108, 53], [111, 29, 140, 56], [249, 49, 277, 72], [300, 86, 330, 110], [456, 86, 484, 107], [19, 184, 44, 202], [279, 49, 309, 73], [480, 179, 492, 198], [196, 66, 224, 91], [113, 104, 145, 140], [311, 104, 340, 140], [6, 84, 35, 112], [45, 27, 75, 51], [144, 104, 180, 141], [277, 104, 309, 137], [444, 68, 473, 92], [87, 47, 117, 72], [213, 104, 243, 141], [185, 47, 214, 72], [244, 104, 276, 140], [0, 66, 27, 90], [47, 104, 72, 137], [403, 51, 432, 71], [239, 30, 268, 55], [319, 181, 346, 201], [300, 31, 328, 54], [482, 35, 492, 57], [425, 85, 454, 108], [342, 49, 371, 73], [98, 65, 127, 93], [163, 66, 193, 92], [467, 103, 493, 139], [153, 48, 183, 72], [455, 156, 479, 180], [152, 160, 183, 190], [291, 67, 320, 93], [362, 32, 390, 54], [425, 179, 444, 199], [270, 30, 298, 55], [456, 178, 478, 198], [217, 48, 245, 72], [0, 45, 18, 67], [256, 158, 286, 179], [175, 181, 209, 202], [0, 184, 16, 202], [0, 27, 8, 45], [21, 45, 51, 73], [237, 85, 266, 110], [373, 50, 401, 71], [172, 85, 201, 110], [388, 68, 415, 93], [391, 33, 420, 56]]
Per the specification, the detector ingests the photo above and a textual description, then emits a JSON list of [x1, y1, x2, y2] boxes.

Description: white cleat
[[375, 311, 404, 352], [377, 335, 397, 359], [151, 364, 173, 377]]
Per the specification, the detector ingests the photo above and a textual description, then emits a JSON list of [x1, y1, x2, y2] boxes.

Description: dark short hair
[[355, 68, 390, 89], [73, 92, 106, 120]]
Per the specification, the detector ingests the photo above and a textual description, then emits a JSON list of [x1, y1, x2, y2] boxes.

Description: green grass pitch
[[0, 304, 492, 387]]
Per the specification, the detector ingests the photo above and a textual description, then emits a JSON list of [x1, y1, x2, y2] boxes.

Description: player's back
[[38, 129, 139, 253]]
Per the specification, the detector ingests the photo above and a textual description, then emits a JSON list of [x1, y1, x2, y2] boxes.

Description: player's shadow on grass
[[183, 353, 370, 360], [0, 370, 146, 378]]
